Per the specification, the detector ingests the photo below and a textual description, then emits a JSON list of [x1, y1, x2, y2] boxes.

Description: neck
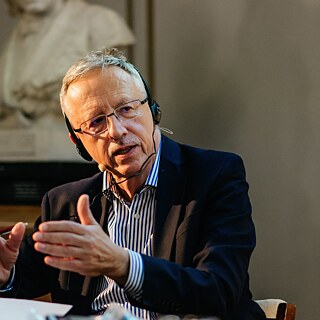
[[115, 167, 151, 202]]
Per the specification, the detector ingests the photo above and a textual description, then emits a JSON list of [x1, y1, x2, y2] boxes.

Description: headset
[[64, 67, 161, 162], [137, 67, 162, 125]]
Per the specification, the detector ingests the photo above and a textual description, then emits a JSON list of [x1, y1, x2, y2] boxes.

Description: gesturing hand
[[33, 194, 129, 285], [0, 222, 26, 286]]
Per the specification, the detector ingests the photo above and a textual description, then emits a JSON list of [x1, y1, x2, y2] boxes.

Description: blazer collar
[[153, 135, 187, 259]]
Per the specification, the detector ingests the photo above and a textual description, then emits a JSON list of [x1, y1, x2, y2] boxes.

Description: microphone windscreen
[[98, 163, 107, 172]]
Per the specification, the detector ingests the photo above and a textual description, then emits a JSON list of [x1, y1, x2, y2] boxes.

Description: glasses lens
[[80, 99, 145, 136], [82, 114, 107, 135], [115, 100, 141, 121]]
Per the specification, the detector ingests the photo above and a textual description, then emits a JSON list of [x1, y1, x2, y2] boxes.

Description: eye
[[116, 104, 136, 118], [88, 115, 106, 129]]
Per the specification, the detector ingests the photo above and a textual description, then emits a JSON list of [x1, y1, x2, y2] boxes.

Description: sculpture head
[[5, 0, 63, 16]]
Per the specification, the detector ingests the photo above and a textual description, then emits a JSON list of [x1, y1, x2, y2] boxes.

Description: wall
[[1, 1, 319, 319], [154, 1, 320, 319]]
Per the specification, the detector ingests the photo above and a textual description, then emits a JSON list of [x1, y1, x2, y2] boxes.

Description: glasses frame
[[72, 97, 148, 136]]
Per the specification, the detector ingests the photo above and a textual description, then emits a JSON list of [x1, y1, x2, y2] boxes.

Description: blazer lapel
[[153, 136, 186, 260]]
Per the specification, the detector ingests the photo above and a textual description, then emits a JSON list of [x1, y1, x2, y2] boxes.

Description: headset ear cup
[[151, 102, 161, 124], [132, 66, 162, 124]]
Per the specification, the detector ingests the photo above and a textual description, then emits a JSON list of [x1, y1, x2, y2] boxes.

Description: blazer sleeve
[[1, 199, 59, 299], [129, 153, 261, 319], [0, 173, 103, 301]]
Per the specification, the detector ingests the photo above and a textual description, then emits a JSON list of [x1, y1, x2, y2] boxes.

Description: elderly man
[[0, 48, 265, 320]]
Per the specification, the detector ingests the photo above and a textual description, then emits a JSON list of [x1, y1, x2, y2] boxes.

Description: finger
[[43, 256, 78, 271], [77, 194, 98, 226], [43, 256, 98, 277], [34, 241, 83, 258], [38, 220, 83, 233], [33, 229, 85, 245], [6, 222, 26, 252]]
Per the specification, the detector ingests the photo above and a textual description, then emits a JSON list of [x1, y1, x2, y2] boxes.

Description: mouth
[[113, 145, 136, 157]]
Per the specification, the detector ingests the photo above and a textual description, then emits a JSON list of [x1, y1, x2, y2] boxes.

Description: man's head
[[5, 0, 61, 16], [61, 48, 161, 182]]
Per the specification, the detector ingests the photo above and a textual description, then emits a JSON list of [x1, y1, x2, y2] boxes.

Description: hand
[[0, 222, 26, 286], [33, 194, 130, 285]]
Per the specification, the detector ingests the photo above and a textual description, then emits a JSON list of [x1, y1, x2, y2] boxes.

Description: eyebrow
[[82, 98, 139, 121], [114, 98, 137, 108]]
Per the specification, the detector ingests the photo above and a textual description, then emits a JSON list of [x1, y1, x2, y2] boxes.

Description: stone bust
[[0, 0, 135, 160]]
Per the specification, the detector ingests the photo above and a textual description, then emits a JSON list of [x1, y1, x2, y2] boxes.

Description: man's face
[[65, 67, 157, 180]]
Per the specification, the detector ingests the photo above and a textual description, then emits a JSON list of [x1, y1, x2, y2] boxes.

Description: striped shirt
[[92, 142, 161, 319]]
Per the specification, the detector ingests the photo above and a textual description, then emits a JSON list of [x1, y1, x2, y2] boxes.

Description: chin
[[115, 164, 145, 179]]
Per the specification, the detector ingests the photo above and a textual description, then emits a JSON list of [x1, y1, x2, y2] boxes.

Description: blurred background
[[1, 1, 320, 319]]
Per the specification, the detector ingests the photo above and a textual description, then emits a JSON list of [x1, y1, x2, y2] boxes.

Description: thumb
[[7, 222, 26, 252], [77, 194, 98, 226]]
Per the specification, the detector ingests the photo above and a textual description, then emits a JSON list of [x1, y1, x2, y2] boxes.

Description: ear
[[69, 133, 77, 145]]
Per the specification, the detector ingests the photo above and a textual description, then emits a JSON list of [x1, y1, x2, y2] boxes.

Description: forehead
[[68, 67, 142, 98], [65, 67, 144, 118]]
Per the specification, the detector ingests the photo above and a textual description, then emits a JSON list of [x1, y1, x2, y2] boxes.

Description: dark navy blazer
[[3, 135, 265, 320]]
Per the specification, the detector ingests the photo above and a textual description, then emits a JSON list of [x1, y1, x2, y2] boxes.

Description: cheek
[[134, 113, 155, 141], [134, 123, 155, 150], [83, 138, 110, 163]]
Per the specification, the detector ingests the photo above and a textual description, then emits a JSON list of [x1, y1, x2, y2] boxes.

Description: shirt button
[[134, 213, 140, 219]]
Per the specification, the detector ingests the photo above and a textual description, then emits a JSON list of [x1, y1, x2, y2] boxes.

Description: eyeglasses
[[73, 97, 148, 136]]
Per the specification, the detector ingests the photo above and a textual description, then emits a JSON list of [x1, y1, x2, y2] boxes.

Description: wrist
[[113, 248, 130, 287], [0, 265, 15, 292]]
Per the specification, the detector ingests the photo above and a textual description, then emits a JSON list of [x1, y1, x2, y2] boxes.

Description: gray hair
[[60, 47, 141, 113]]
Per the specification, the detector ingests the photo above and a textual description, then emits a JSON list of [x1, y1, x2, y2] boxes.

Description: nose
[[107, 115, 128, 140]]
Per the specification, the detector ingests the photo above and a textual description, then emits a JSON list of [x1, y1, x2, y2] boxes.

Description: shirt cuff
[[124, 250, 144, 301], [0, 265, 15, 293]]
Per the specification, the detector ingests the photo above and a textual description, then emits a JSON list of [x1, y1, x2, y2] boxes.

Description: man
[[0, 48, 265, 320]]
